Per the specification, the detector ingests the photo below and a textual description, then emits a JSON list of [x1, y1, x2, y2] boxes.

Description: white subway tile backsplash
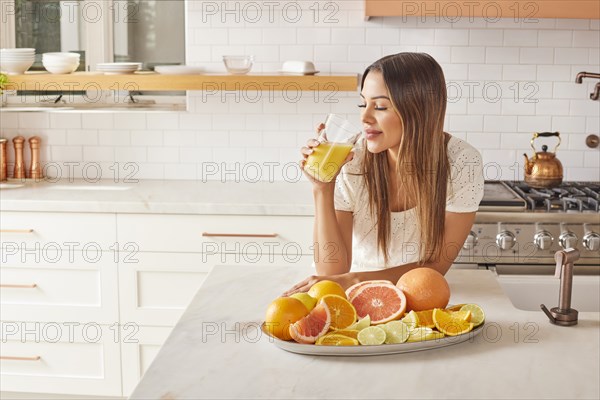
[[502, 64, 536, 81], [469, 29, 503, 46], [537, 65, 572, 81], [179, 113, 213, 130], [517, 116, 552, 132], [415, 46, 451, 62], [40, 130, 67, 146], [297, 28, 330, 44], [519, 48, 553, 64], [366, 28, 400, 45], [500, 132, 529, 149], [555, 19, 590, 30], [165, 164, 197, 180], [314, 45, 347, 62], [451, 46, 485, 63], [50, 114, 81, 129], [484, 115, 517, 132], [504, 30, 537, 46], [67, 130, 98, 146], [538, 30, 573, 47], [52, 146, 83, 162], [195, 28, 229, 45], [99, 130, 130, 146], [1, 113, 19, 129], [466, 133, 501, 149], [501, 99, 536, 115], [567, 134, 593, 150], [566, 167, 600, 181], [113, 113, 147, 130], [485, 47, 519, 63], [348, 45, 383, 62], [82, 114, 114, 130], [332, 28, 365, 44], [535, 99, 570, 116], [163, 130, 198, 147], [400, 29, 435, 45], [115, 147, 147, 162], [466, 98, 502, 115], [569, 99, 600, 116], [468, 64, 502, 80], [554, 48, 590, 65], [145, 113, 180, 130], [448, 115, 483, 132], [586, 117, 599, 132], [180, 147, 213, 163], [263, 28, 296, 44], [584, 151, 600, 168], [551, 116, 587, 133], [83, 146, 115, 162], [435, 29, 469, 46], [553, 82, 590, 99], [131, 130, 163, 146], [18, 113, 49, 129], [148, 147, 179, 163]]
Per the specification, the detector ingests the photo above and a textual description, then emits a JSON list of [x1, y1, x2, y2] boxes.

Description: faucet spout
[[591, 82, 600, 101], [575, 71, 600, 83], [541, 249, 579, 326]]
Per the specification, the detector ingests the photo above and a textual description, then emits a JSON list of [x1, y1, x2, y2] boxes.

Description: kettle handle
[[531, 131, 561, 154]]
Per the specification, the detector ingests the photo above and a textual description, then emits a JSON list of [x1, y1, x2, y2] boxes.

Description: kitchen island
[[130, 265, 600, 400]]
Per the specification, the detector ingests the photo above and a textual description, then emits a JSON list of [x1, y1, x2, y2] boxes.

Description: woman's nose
[[361, 107, 375, 125]]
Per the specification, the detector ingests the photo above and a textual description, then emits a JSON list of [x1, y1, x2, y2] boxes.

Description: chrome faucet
[[541, 249, 580, 326]]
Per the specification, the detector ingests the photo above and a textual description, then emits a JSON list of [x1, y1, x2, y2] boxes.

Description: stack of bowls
[[0, 48, 36, 75], [42, 52, 80, 74]]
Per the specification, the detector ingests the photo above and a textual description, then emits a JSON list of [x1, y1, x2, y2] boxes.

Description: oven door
[[491, 264, 600, 312]]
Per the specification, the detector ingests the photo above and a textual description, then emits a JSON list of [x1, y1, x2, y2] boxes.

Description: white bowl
[[1, 48, 35, 53], [1, 54, 36, 59], [43, 52, 80, 59], [0, 59, 35, 74], [43, 60, 79, 74], [223, 55, 253, 74]]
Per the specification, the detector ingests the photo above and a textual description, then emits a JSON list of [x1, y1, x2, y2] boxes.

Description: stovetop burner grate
[[505, 181, 600, 213]]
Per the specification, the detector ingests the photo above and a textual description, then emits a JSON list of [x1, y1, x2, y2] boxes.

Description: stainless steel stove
[[457, 181, 600, 272]]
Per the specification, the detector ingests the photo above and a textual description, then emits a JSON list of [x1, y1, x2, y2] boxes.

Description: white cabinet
[[0, 324, 122, 396], [0, 210, 314, 397], [0, 211, 120, 397]]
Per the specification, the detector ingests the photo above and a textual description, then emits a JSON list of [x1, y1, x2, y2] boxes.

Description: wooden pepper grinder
[[28, 136, 43, 179], [0, 138, 7, 181], [12, 136, 26, 179]]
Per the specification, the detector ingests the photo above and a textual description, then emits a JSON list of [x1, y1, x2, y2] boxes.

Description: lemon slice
[[433, 308, 474, 336], [460, 304, 485, 327], [348, 315, 371, 331], [357, 326, 386, 345], [381, 321, 410, 344], [401, 310, 419, 330], [449, 310, 472, 322]]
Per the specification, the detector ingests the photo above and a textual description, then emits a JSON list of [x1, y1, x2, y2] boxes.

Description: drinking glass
[[304, 114, 362, 182]]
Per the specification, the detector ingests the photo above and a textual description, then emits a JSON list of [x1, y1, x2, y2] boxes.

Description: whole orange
[[396, 268, 450, 312], [264, 297, 309, 341], [307, 280, 347, 301]]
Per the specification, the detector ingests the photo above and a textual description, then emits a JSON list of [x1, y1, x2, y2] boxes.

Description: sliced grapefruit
[[350, 283, 407, 325], [289, 302, 331, 344], [346, 280, 395, 302]]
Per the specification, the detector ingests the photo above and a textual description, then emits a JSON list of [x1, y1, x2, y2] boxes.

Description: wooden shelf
[[365, 0, 600, 19], [5, 72, 359, 92]]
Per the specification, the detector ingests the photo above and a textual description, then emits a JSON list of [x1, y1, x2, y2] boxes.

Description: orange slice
[[316, 334, 359, 346], [448, 310, 472, 322], [432, 308, 474, 336], [415, 310, 435, 328], [321, 294, 358, 330], [328, 329, 359, 339]]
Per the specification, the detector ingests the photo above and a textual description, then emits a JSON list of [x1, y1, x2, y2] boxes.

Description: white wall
[[1, 1, 598, 182]]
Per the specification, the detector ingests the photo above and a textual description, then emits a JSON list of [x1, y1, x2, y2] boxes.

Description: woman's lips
[[365, 129, 382, 140]]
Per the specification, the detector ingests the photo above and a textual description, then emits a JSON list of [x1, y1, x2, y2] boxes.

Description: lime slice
[[357, 326, 386, 345], [348, 315, 371, 331], [460, 304, 485, 327], [401, 310, 419, 330], [381, 321, 410, 344]]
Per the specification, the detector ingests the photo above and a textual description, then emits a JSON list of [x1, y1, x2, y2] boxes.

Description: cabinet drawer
[[117, 214, 313, 254], [0, 324, 121, 396], [0, 211, 116, 250], [1, 251, 118, 324], [119, 252, 313, 326]]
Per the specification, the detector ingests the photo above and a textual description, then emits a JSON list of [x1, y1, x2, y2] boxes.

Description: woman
[[283, 52, 484, 296]]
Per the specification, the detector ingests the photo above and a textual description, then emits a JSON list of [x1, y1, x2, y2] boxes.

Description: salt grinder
[[12, 136, 26, 179], [28, 136, 43, 179], [0, 138, 7, 181]]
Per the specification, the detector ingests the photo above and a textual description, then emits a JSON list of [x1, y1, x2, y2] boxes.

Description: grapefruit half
[[289, 302, 332, 344], [350, 283, 407, 324], [345, 280, 395, 302]]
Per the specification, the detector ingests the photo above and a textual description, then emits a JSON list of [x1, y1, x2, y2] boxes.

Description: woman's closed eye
[[357, 104, 388, 111]]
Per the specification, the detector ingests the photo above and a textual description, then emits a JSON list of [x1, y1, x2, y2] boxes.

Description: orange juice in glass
[[304, 114, 362, 182]]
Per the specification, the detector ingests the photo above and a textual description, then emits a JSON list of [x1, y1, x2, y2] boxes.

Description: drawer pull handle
[[0, 283, 38, 289], [0, 229, 34, 234], [202, 232, 279, 238], [0, 356, 41, 361]]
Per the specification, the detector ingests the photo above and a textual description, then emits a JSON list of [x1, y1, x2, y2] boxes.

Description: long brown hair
[[360, 52, 449, 266]]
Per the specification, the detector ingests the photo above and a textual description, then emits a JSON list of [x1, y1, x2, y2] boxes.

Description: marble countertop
[[130, 266, 600, 400], [0, 179, 314, 215]]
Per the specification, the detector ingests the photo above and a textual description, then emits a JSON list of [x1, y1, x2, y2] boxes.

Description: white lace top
[[333, 135, 484, 270]]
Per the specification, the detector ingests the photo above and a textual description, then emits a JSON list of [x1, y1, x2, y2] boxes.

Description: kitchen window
[[1, 0, 186, 110]]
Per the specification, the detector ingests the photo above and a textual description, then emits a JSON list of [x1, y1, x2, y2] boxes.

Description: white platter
[[277, 70, 320, 75], [261, 323, 484, 356]]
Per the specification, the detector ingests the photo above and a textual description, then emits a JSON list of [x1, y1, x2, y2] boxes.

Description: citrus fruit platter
[[262, 268, 486, 356]]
